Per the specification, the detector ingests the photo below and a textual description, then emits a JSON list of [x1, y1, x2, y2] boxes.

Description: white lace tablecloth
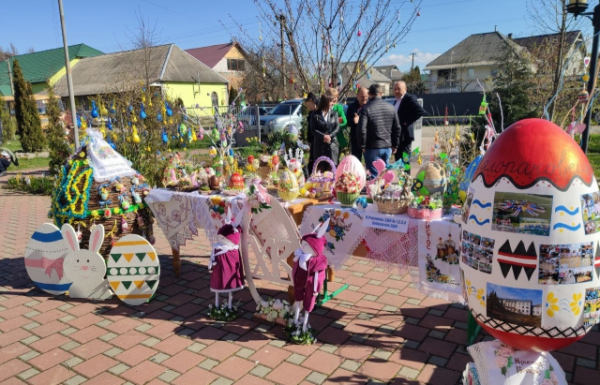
[[146, 189, 247, 250]]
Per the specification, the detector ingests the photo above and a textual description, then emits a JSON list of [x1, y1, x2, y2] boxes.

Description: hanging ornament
[[81, 116, 88, 129], [132, 125, 141, 143], [582, 74, 590, 82], [121, 216, 129, 232], [198, 128, 204, 140], [191, 128, 197, 141], [478, 95, 488, 115], [161, 127, 168, 144], [76, 224, 83, 241], [91, 100, 99, 118], [357, 30, 362, 37], [578, 89, 589, 103], [165, 101, 173, 117], [259, 21, 263, 41], [397, 10, 401, 24], [179, 123, 188, 136], [417, 9, 421, 16], [584, 56, 591, 68], [140, 103, 147, 119]]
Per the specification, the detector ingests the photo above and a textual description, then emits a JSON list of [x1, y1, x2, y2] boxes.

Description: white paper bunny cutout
[[284, 148, 305, 187], [61, 224, 112, 300], [292, 218, 329, 332]]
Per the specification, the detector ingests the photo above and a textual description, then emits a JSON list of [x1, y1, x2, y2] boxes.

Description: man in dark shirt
[[304, 92, 319, 173], [358, 84, 401, 178], [346, 87, 369, 162], [393, 80, 426, 169]]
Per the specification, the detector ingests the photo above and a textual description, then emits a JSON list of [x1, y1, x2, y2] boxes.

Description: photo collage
[[584, 287, 600, 328], [492, 192, 553, 236], [581, 192, 600, 235], [538, 242, 594, 285], [462, 230, 495, 274]]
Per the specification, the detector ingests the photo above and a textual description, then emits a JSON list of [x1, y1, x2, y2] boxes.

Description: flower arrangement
[[254, 298, 290, 325], [335, 172, 359, 194], [410, 195, 443, 210], [207, 304, 238, 321], [284, 318, 317, 345]]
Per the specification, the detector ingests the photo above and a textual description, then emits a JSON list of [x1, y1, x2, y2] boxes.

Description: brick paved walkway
[[0, 189, 599, 385]]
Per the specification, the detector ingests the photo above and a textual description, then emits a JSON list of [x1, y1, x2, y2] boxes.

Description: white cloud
[[377, 49, 440, 72]]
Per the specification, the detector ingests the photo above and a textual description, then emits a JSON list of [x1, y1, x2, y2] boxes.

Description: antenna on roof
[[495, 25, 497, 32]]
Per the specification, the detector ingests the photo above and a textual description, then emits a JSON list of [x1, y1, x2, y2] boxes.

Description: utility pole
[[277, 14, 286, 100], [5, 60, 14, 96], [410, 53, 415, 72], [58, 0, 79, 147]]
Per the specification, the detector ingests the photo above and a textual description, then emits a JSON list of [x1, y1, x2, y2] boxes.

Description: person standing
[[393, 80, 426, 169], [304, 92, 319, 173], [358, 84, 401, 178], [346, 87, 369, 162], [310, 88, 340, 168], [327, 88, 347, 153]]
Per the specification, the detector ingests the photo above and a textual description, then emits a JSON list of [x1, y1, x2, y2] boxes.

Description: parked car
[[258, 99, 304, 136]]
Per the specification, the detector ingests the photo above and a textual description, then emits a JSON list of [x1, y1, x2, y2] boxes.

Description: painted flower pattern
[[476, 288, 485, 307], [546, 292, 559, 317], [335, 172, 359, 194], [493, 344, 514, 376], [466, 279, 473, 296], [570, 293, 583, 316]]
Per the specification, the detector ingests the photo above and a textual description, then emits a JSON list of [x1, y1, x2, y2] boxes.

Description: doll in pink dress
[[291, 218, 330, 336], [209, 209, 244, 317]]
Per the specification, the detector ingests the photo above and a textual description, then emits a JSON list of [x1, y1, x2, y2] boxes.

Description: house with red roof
[[186, 42, 247, 89]]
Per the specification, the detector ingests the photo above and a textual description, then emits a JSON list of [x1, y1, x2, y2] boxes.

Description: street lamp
[[567, 0, 600, 154]]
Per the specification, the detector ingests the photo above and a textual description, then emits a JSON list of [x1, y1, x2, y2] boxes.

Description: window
[[227, 59, 245, 71], [467, 68, 475, 79], [490, 68, 499, 78]]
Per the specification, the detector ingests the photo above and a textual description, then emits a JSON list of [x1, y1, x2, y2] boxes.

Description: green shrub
[[4, 174, 54, 195]]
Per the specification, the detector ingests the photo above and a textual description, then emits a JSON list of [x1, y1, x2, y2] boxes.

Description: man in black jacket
[[393, 81, 426, 168], [358, 84, 401, 178], [346, 87, 369, 162], [304, 92, 319, 174]]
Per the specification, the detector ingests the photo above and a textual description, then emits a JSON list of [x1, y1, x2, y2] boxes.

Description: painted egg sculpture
[[24, 223, 73, 295], [413, 162, 447, 196], [278, 169, 299, 201], [336, 155, 366, 190], [107, 234, 160, 306], [460, 118, 600, 351]]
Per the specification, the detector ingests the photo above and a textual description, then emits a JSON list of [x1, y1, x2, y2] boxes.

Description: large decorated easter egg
[[413, 162, 447, 196], [278, 169, 299, 201], [24, 223, 72, 295], [336, 155, 366, 190], [107, 234, 160, 306], [460, 118, 600, 351]]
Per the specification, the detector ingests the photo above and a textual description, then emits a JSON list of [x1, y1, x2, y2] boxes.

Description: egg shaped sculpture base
[[478, 321, 584, 352]]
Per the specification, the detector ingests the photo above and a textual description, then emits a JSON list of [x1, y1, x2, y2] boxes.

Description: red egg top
[[473, 118, 594, 191]]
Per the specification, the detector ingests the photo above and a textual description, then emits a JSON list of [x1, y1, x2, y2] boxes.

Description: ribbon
[[254, 182, 271, 205], [293, 248, 312, 271], [25, 257, 65, 280]]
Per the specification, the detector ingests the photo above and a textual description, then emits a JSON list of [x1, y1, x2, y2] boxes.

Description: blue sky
[[487, 282, 542, 305], [2, 0, 592, 72]]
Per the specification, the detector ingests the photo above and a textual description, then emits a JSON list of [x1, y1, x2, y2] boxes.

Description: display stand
[[317, 279, 349, 306], [467, 312, 481, 346]]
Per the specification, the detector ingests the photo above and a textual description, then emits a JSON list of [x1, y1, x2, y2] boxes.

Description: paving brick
[[27, 364, 76, 385], [106, 317, 143, 334], [150, 352, 171, 364], [199, 358, 219, 370], [212, 356, 256, 380], [71, 339, 111, 360], [80, 372, 125, 385], [68, 313, 103, 330], [267, 362, 311, 385], [357, 360, 401, 382], [107, 330, 147, 350], [29, 333, 71, 353], [120, 360, 165, 385], [162, 349, 205, 373], [301, 350, 344, 375], [306, 371, 327, 384], [249, 346, 291, 368], [64, 375, 87, 385], [172, 367, 218, 385], [114, 345, 157, 367], [573, 366, 600, 385], [73, 354, 118, 378], [416, 363, 461, 385], [30, 320, 69, 337], [69, 326, 106, 344], [63, 357, 84, 368], [18, 367, 41, 381], [158, 370, 181, 383], [235, 374, 273, 385], [200, 340, 240, 361], [0, 342, 31, 365], [325, 368, 369, 384], [0, 359, 31, 382], [0, 328, 31, 347], [153, 334, 193, 355], [108, 363, 130, 375], [393, 323, 430, 342], [417, 337, 457, 358], [61, 341, 81, 351]]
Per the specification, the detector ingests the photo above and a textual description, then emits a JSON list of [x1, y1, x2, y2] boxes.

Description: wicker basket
[[373, 196, 412, 215], [308, 156, 336, 198], [51, 146, 154, 259], [279, 190, 299, 202], [337, 192, 360, 206]]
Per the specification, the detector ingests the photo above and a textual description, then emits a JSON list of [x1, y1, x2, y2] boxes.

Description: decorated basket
[[337, 192, 360, 206], [308, 156, 336, 198], [373, 195, 412, 215], [407, 207, 443, 219], [50, 146, 154, 259]]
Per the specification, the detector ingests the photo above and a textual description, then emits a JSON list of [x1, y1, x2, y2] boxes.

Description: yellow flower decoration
[[476, 288, 485, 307], [466, 279, 473, 296], [570, 293, 583, 316], [343, 212, 350, 219], [335, 209, 342, 217], [546, 292, 559, 317]]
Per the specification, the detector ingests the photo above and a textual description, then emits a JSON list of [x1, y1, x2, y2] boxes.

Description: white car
[[258, 99, 304, 136]]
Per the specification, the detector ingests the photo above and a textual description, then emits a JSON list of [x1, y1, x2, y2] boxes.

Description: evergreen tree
[[489, 49, 538, 129], [46, 85, 70, 175], [229, 86, 239, 105], [0, 94, 16, 143], [12, 59, 45, 152], [403, 66, 425, 94]]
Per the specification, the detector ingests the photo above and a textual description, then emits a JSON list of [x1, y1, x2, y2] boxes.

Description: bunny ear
[[89, 225, 105, 253], [61, 223, 80, 252], [314, 218, 330, 238], [225, 206, 232, 224], [232, 198, 246, 228]]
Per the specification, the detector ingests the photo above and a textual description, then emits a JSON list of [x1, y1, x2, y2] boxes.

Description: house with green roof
[[0, 43, 104, 99]]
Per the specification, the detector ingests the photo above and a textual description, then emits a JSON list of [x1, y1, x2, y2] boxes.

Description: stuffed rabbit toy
[[284, 148, 305, 188], [209, 208, 244, 312], [292, 218, 330, 333], [61, 224, 112, 300]]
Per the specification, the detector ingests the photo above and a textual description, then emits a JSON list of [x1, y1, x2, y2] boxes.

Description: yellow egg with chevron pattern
[[107, 234, 160, 306]]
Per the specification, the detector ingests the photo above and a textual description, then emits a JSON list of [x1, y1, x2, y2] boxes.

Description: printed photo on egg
[[538, 244, 560, 285], [462, 190, 474, 225], [486, 283, 543, 328], [581, 192, 600, 235], [558, 266, 593, 285], [540, 242, 595, 285], [471, 234, 481, 246], [479, 261, 492, 274], [492, 192, 553, 236], [585, 287, 600, 301], [481, 237, 495, 251]]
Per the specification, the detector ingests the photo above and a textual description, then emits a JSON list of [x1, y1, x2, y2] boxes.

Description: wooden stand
[[171, 247, 181, 276]]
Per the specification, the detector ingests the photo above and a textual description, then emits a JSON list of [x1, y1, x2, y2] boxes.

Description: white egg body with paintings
[[24, 223, 72, 295], [459, 119, 600, 352], [107, 234, 160, 306]]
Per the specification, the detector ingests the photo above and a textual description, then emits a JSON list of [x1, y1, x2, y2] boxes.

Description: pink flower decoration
[[495, 355, 508, 368]]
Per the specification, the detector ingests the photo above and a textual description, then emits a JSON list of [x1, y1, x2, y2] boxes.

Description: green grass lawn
[[2, 138, 50, 171], [1, 138, 24, 152]]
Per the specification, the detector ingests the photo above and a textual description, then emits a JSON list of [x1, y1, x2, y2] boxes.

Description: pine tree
[[229, 86, 238, 105], [0, 94, 16, 143], [489, 49, 539, 129], [12, 59, 45, 152], [46, 85, 70, 175]]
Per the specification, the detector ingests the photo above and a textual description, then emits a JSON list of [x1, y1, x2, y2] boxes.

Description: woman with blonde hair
[[310, 88, 341, 167]]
